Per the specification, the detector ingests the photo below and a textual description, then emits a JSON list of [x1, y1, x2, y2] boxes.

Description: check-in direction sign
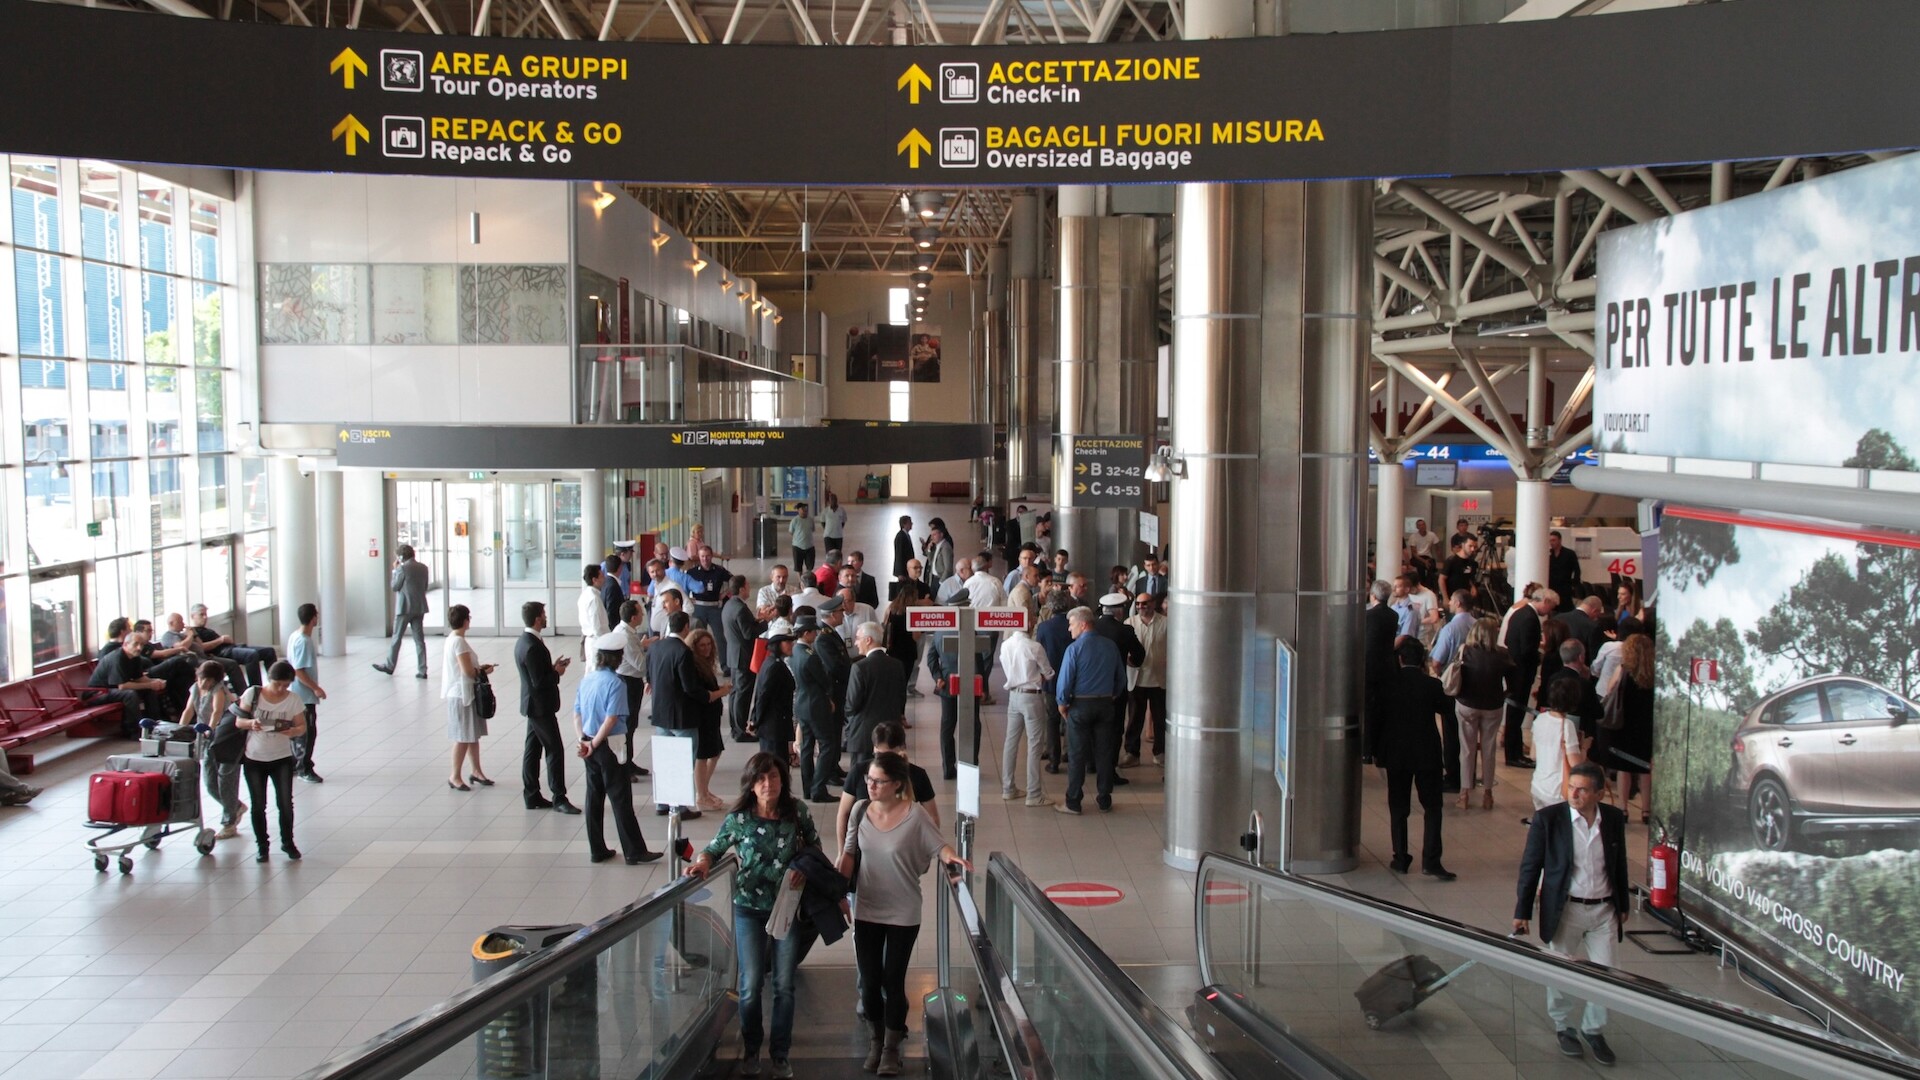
[[1069, 435, 1149, 509], [4, 0, 1920, 186]]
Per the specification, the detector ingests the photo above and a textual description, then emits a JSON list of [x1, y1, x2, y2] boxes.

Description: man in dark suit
[[890, 516, 916, 597], [721, 575, 762, 740], [750, 634, 797, 759], [1362, 580, 1400, 765], [1546, 531, 1582, 612], [515, 601, 578, 814], [1502, 587, 1551, 767], [374, 543, 431, 677], [1377, 641, 1452, 879], [789, 616, 837, 803], [846, 551, 882, 610], [646, 611, 705, 818], [1513, 761, 1630, 1066], [1034, 591, 1074, 771], [843, 621, 907, 797]]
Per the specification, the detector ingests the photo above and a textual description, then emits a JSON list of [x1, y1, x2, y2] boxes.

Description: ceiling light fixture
[[592, 190, 618, 212], [650, 231, 671, 252], [908, 191, 945, 220], [910, 226, 940, 249], [719, 276, 733, 291]]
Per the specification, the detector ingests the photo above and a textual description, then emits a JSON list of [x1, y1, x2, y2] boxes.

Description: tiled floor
[[0, 502, 1799, 1078]]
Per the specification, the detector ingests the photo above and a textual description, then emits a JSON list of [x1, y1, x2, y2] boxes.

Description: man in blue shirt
[[1053, 606, 1127, 815], [1033, 591, 1075, 773], [286, 603, 328, 783], [575, 631, 661, 865]]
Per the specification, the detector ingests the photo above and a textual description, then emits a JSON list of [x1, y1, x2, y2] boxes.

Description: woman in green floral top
[[687, 752, 819, 1078]]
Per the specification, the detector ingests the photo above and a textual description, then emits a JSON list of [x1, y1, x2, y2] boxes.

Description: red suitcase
[[88, 771, 170, 825]]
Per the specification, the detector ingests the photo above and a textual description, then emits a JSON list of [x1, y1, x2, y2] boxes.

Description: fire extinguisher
[[1649, 832, 1679, 910]]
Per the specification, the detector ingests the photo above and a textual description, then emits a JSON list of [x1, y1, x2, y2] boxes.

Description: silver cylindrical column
[[315, 469, 347, 658], [1052, 193, 1098, 565], [272, 457, 317, 644], [1008, 196, 1045, 500]]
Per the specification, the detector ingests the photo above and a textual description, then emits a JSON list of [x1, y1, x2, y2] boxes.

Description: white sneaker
[[1000, 789, 1023, 801], [215, 823, 240, 840], [1025, 795, 1055, 807]]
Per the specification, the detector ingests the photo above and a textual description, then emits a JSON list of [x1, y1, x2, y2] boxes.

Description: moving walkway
[[291, 851, 1920, 1080]]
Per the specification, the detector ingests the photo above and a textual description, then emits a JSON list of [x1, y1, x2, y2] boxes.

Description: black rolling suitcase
[[1354, 954, 1474, 1029]]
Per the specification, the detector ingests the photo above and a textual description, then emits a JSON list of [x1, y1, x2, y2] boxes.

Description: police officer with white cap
[[574, 629, 663, 865], [1091, 592, 1144, 787]]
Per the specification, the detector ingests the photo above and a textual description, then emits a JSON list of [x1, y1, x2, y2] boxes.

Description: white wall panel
[[460, 346, 571, 423], [253, 172, 371, 263], [369, 346, 461, 422], [365, 175, 461, 264], [262, 344, 373, 422], [461, 179, 571, 264]]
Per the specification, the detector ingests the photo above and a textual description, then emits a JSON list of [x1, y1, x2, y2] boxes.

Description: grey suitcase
[[105, 753, 202, 824]]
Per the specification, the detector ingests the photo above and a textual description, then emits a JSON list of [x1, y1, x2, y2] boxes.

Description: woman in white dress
[[443, 604, 497, 791]]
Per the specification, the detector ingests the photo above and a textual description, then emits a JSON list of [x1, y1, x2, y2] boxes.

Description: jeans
[[384, 614, 427, 675], [1385, 766, 1443, 869], [1125, 685, 1166, 758], [620, 675, 646, 767], [584, 741, 649, 859], [1002, 691, 1047, 797], [1457, 704, 1504, 790], [800, 712, 840, 801], [1064, 699, 1118, 809], [854, 919, 922, 1033], [242, 756, 296, 851], [291, 704, 319, 775], [204, 757, 242, 825], [1545, 900, 1616, 1034], [735, 905, 809, 1058], [217, 644, 276, 688], [522, 709, 568, 802]]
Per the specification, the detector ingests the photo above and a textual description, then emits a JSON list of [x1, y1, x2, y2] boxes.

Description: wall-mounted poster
[[1654, 500, 1920, 1053], [845, 325, 941, 382]]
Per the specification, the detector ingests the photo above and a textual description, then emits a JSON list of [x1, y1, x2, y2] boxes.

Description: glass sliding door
[[499, 482, 549, 637]]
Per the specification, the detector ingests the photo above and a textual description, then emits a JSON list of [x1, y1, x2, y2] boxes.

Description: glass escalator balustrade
[[1192, 854, 1920, 1080]]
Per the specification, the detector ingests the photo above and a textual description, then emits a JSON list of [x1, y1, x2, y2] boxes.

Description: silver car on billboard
[[1730, 674, 1920, 852]]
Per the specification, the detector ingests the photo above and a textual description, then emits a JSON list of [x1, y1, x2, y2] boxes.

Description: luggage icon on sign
[[939, 128, 979, 168], [940, 63, 979, 103]]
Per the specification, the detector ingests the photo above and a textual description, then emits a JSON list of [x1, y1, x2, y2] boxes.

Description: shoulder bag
[[844, 799, 872, 889], [1439, 652, 1465, 697], [212, 687, 259, 765], [1599, 670, 1626, 731], [473, 669, 498, 720]]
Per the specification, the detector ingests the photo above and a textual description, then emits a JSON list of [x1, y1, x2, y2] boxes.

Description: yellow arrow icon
[[330, 47, 367, 89], [1074, 462, 1087, 475], [897, 129, 932, 168], [1074, 483, 1088, 495], [332, 115, 370, 156], [338, 429, 348, 442], [897, 64, 933, 104]]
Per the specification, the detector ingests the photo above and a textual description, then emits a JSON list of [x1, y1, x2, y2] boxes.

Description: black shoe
[[448, 780, 471, 791], [415, 672, 428, 680], [281, 845, 302, 861], [468, 775, 495, 787], [255, 850, 270, 863], [1582, 1031, 1615, 1066], [625, 851, 664, 865], [626, 762, 650, 777], [1556, 1029, 1584, 1058], [1421, 865, 1457, 881], [299, 770, 324, 784], [1111, 776, 1130, 786], [1096, 800, 1112, 813], [1441, 784, 1462, 794], [656, 805, 670, 816], [525, 796, 554, 810], [1389, 856, 1412, 874], [1046, 763, 1060, 775], [372, 664, 394, 675], [553, 799, 581, 815], [678, 809, 703, 820], [590, 849, 618, 864], [808, 794, 838, 804], [1507, 756, 1537, 769]]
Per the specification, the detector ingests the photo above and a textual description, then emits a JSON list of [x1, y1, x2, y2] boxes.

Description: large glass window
[[0, 159, 257, 676], [373, 264, 459, 344], [260, 263, 369, 344]]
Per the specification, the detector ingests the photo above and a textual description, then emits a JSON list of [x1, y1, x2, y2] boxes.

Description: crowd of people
[[1365, 518, 1658, 881]]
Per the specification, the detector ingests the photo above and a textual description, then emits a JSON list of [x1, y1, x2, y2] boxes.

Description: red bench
[[0, 661, 128, 775], [929, 481, 972, 502]]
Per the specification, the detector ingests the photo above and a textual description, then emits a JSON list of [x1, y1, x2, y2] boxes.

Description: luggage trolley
[[85, 720, 218, 874]]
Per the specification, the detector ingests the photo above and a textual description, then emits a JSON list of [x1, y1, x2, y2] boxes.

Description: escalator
[[288, 850, 1231, 1080], [1183, 853, 1920, 1080], [288, 848, 1920, 1080]]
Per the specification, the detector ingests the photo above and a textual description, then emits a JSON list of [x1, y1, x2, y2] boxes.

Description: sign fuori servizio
[[3, 0, 1920, 186]]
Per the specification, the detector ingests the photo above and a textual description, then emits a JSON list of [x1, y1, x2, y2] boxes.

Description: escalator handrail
[[947, 868, 1055, 1080], [292, 853, 741, 1080], [988, 853, 1237, 1080], [1193, 854, 1920, 1080]]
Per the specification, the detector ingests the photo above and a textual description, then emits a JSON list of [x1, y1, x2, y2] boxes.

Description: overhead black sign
[[336, 422, 990, 470], [2, 0, 1919, 186], [1068, 435, 1147, 508]]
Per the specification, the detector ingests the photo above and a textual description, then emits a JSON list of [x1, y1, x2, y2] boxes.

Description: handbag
[[473, 670, 498, 720], [1439, 654, 1465, 697], [844, 799, 872, 889], [211, 687, 258, 765], [1599, 671, 1626, 731]]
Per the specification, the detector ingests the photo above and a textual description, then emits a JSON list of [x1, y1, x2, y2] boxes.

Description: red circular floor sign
[[1044, 882, 1125, 907], [1204, 881, 1249, 906]]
